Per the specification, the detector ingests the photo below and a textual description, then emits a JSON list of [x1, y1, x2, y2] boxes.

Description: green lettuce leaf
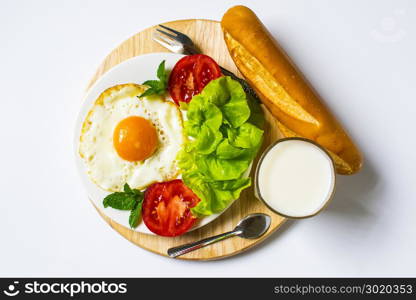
[[216, 139, 246, 159], [186, 95, 223, 137], [210, 177, 251, 192], [195, 154, 251, 181], [209, 177, 251, 211], [193, 124, 223, 154], [182, 172, 216, 216], [178, 76, 264, 216], [196, 76, 250, 128], [185, 172, 252, 216], [177, 149, 196, 172], [221, 99, 250, 128], [197, 77, 231, 106], [228, 123, 264, 149]]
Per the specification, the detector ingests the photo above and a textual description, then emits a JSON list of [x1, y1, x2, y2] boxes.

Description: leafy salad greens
[[178, 76, 264, 216]]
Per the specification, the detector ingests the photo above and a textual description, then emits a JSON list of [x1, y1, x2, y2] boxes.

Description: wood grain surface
[[87, 19, 286, 260]]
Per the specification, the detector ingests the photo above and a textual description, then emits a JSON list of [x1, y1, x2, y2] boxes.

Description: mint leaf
[[143, 80, 163, 89], [138, 88, 158, 98], [129, 200, 143, 229], [138, 60, 169, 98], [157, 60, 168, 83], [103, 193, 136, 210], [123, 183, 133, 194], [103, 183, 144, 216]]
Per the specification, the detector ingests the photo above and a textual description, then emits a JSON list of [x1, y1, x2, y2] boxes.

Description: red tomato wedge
[[142, 179, 201, 237], [168, 54, 222, 105]]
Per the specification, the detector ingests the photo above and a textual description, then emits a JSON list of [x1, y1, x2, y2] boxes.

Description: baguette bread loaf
[[221, 5, 363, 174]]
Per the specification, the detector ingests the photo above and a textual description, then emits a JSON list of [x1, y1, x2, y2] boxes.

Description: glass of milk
[[255, 137, 336, 218]]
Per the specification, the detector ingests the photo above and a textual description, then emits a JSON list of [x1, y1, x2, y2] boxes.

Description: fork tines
[[158, 24, 182, 36], [156, 24, 194, 46], [156, 28, 176, 40]]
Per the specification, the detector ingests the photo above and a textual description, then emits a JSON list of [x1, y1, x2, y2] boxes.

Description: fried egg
[[79, 83, 184, 192]]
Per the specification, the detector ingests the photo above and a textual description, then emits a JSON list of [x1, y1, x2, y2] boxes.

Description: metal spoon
[[167, 213, 271, 258]]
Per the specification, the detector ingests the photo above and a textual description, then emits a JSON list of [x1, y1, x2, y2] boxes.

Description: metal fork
[[153, 24, 260, 101]]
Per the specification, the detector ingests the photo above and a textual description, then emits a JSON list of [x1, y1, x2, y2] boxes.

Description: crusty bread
[[221, 5, 362, 174]]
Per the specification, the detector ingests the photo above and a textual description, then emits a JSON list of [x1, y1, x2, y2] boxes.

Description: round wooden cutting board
[[87, 19, 286, 260]]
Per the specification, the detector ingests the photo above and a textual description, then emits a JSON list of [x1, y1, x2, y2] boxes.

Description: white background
[[1, 0, 415, 277]]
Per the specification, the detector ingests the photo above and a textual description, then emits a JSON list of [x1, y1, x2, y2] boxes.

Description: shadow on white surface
[[224, 219, 297, 261], [326, 158, 380, 221], [208, 154, 380, 262]]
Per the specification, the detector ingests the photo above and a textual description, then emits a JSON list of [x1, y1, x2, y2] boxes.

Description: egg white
[[79, 84, 184, 192]]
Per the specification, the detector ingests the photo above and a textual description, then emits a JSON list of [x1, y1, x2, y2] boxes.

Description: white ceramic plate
[[74, 52, 250, 235]]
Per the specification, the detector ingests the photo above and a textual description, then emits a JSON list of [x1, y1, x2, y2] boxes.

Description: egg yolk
[[113, 116, 158, 162]]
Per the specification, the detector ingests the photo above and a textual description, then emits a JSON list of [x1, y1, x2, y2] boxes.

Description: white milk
[[257, 139, 335, 218]]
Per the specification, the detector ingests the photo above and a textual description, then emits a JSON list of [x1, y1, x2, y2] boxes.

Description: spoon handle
[[167, 230, 240, 258]]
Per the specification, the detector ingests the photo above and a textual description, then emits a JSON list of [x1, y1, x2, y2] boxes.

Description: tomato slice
[[168, 54, 222, 105], [142, 179, 200, 237]]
